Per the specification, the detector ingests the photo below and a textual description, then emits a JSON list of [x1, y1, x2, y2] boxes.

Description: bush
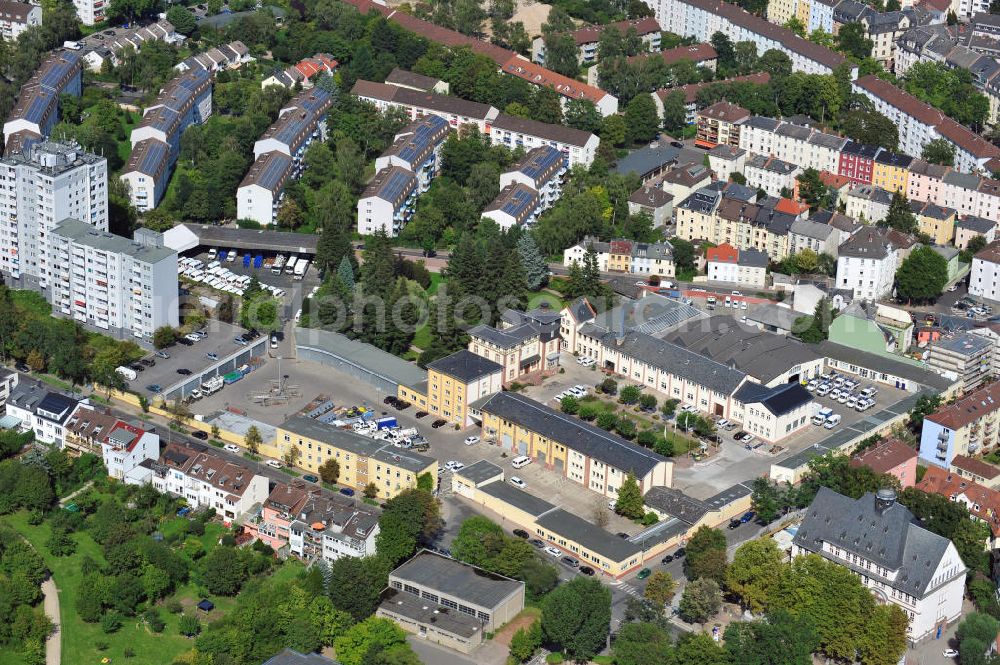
[[599, 378, 618, 395], [178, 614, 201, 637], [596, 412, 618, 430], [615, 418, 637, 440], [578, 404, 599, 421], [27, 510, 44, 525], [220, 534, 236, 547], [166, 600, 184, 614], [560, 396, 580, 414], [100, 611, 122, 634], [186, 520, 205, 537], [618, 385, 642, 405], [641, 511, 659, 526], [638, 394, 657, 411], [636, 430, 658, 448], [144, 609, 165, 633]]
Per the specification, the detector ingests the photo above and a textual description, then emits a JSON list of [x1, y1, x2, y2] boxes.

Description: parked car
[[661, 554, 674, 564], [146, 384, 161, 393], [728, 518, 741, 529], [184, 333, 201, 342], [224, 444, 240, 453], [384, 396, 397, 405], [943, 649, 959, 658], [270, 334, 279, 349], [740, 511, 756, 523], [674, 547, 685, 558], [512, 529, 529, 539], [464, 435, 480, 445], [561, 556, 579, 568], [15, 362, 30, 372], [340, 488, 355, 496], [509, 476, 526, 489], [528, 539, 545, 548], [265, 460, 282, 469], [139, 358, 155, 367], [415, 411, 428, 419], [445, 460, 465, 472], [177, 368, 192, 375], [205, 352, 219, 361], [578, 566, 595, 576], [191, 431, 208, 440], [544, 546, 561, 558], [395, 400, 411, 410], [431, 419, 448, 428], [303, 475, 319, 483], [636, 568, 652, 580]]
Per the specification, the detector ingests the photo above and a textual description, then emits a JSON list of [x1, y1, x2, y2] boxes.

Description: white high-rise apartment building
[[0, 140, 107, 286], [50, 220, 178, 340], [72, 0, 105, 26]]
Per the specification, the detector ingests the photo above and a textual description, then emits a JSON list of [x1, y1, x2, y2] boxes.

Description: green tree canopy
[[895, 245, 948, 303]]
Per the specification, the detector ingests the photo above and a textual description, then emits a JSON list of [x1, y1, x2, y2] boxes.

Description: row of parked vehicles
[[180, 257, 287, 299], [806, 373, 878, 412], [205, 248, 311, 280]]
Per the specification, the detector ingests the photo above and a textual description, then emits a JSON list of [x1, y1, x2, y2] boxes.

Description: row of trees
[[0, 526, 51, 665]]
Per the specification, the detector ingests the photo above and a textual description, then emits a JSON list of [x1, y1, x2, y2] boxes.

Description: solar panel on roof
[[21, 90, 55, 125], [376, 168, 416, 203], [134, 140, 169, 175], [37, 55, 79, 91], [253, 153, 293, 191], [498, 185, 538, 222], [295, 88, 331, 114], [518, 145, 563, 181]]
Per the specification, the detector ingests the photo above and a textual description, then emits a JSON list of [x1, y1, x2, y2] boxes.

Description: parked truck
[[116, 366, 137, 381], [284, 255, 298, 275], [202, 376, 224, 395], [375, 416, 397, 430], [271, 254, 286, 275], [293, 259, 309, 280]]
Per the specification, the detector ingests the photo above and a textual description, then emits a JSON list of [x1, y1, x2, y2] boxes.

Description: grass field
[[4, 509, 302, 665], [11, 289, 52, 316]]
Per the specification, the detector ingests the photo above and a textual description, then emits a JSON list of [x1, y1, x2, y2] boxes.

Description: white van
[[812, 407, 833, 426], [824, 414, 842, 429], [511, 455, 532, 469]]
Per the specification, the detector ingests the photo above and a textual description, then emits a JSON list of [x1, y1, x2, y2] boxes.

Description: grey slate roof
[[791, 218, 837, 242], [427, 349, 502, 382], [816, 340, 955, 391], [733, 381, 812, 416], [454, 460, 503, 485], [478, 478, 556, 517], [793, 488, 961, 597], [565, 297, 596, 324], [745, 303, 801, 331], [391, 550, 523, 608], [474, 391, 669, 476], [535, 508, 643, 561], [839, 227, 893, 260], [957, 215, 996, 234], [737, 247, 769, 268], [643, 487, 709, 524]]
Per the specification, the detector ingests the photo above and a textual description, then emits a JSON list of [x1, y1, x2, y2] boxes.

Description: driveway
[[42, 578, 60, 665]]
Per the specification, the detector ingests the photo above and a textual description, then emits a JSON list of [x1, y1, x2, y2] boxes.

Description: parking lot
[[130, 321, 266, 398]]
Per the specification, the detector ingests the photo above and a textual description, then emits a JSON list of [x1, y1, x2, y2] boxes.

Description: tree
[[961, 234, 988, 263], [613, 622, 674, 665], [283, 445, 302, 468], [683, 526, 728, 583], [783, 16, 806, 36], [244, 426, 261, 454], [837, 23, 873, 60], [334, 617, 407, 665], [165, 6, 197, 34], [922, 138, 956, 167], [615, 472, 645, 519], [727, 538, 784, 612], [724, 610, 817, 665], [541, 577, 612, 662], [896, 245, 948, 303], [319, 458, 340, 484], [793, 297, 833, 343], [509, 622, 542, 663], [152, 327, 176, 349], [661, 90, 687, 134], [363, 482, 379, 499], [880, 190, 918, 234], [517, 234, 548, 290], [326, 556, 385, 621], [643, 570, 676, 607], [200, 546, 247, 596], [671, 237, 696, 275], [796, 167, 831, 210], [678, 578, 722, 624], [711, 32, 737, 73], [624, 94, 660, 145], [277, 198, 305, 230], [750, 476, 792, 524]]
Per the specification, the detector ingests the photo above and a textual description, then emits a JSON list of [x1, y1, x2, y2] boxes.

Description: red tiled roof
[[917, 465, 1000, 536], [952, 454, 1000, 480], [610, 240, 633, 255], [849, 437, 917, 475], [629, 43, 717, 66], [819, 170, 852, 189], [568, 17, 661, 46], [502, 57, 610, 104], [925, 381, 1000, 430], [698, 100, 750, 122], [775, 197, 806, 215], [706, 242, 739, 263]]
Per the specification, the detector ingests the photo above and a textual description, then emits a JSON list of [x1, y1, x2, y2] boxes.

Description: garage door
[[518, 440, 528, 456], [501, 433, 512, 451]]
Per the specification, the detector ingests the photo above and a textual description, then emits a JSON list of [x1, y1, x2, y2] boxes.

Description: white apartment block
[[6, 381, 84, 448], [352, 79, 499, 135], [0, 141, 107, 285], [140, 443, 269, 525], [0, 1, 41, 41], [793, 488, 966, 643], [490, 113, 598, 168], [72, 0, 105, 25], [646, 0, 854, 76], [49, 219, 179, 340], [744, 154, 801, 197], [101, 420, 158, 481], [738, 116, 847, 174], [970, 240, 1000, 303], [836, 227, 899, 301], [357, 166, 418, 236], [3, 51, 82, 149]]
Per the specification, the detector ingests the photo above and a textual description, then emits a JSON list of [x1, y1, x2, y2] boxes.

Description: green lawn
[[11, 289, 52, 316], [3, 510, 252, 665], [426, 273, 445, 296], [412, 323, 432, 350]]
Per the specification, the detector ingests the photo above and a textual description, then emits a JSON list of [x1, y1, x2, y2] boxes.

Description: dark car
[[674, 547, 686, 558], [512, 529, 530, 539], [661, 554, 674, 564], [177, 337, 193, 346], [561, 556, 579, 568], [733, 431, 748, 440], [384, 396, 397, 405], [139, 358, 155, 367], [15, 362, 30, 372], [617, 532, 630, 539], [528, 538, 545, 548], [670, 140, 684, 148], [636, 568, 652, 580], [177, 368, 192, 375], [578, 566, 595, 576], [728, 519, 741, 530], [191, 431, 208, 440], [129, 363, 145, 372], [340, 488, 355, 497], [146, 384, 162, 393], [415, 411, 428, 419], [395, 400, 411, 410], [303, 475, 319, 483], [431, 419, 448, 429], [740, 511, 756, 524]]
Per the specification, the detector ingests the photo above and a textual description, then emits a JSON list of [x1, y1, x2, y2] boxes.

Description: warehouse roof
[[280, 416, 435, 473], [536, 508, 643, 561], [391, 550, 523, 608]]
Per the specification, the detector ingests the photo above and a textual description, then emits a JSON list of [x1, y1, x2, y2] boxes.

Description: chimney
[[875, 488, 897, 514]]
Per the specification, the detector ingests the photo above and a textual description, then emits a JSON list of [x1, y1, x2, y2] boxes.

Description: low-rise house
[[919, 380, 1000, 467], [6, 382, 83, 448], [628, 186, 674, 227], [746, 155, 801, 197], [708, 145, 747, 180], [562, 237, 675, 278], [955, 216, 996, 250], [827, 301, 914, 356], [137, 443, 269, 524], [835, 226, 900, 301], [385, 67, 449, 94], [706, 242, 768, 287], [793, 487, 966, 643], [850, 437, 919, 488], [917, 465, 1000, 548], [559, 297, 597, 352], [913, 201, 957, 245], [951, 454, 1000, 489], [788, 218, 840, 258], [378, 551, 525, 653]]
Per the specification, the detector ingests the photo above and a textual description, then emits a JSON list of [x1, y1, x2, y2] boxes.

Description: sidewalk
[[42, 578, 60, 665]]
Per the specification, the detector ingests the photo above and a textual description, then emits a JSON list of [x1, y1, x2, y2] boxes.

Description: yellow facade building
[[472, 391, 673, 499], [915, 201, 957, 246], [871, 152, 913, 194], [397, 350, 503, 429], [277, 416, 437, 499]]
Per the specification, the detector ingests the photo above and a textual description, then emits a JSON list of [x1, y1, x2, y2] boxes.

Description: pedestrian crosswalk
[[616, 582, 641, 598]]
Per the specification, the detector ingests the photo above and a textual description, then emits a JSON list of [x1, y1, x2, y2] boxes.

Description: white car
[[573, 385, 588, 394], [445, 460, 465, 471], [224, 444, 240, 453], [184, 333, 201, 342], [943, 649, 959, 658], [464, 436, 480, 446], [544, 546, 561, 558], [740, 300, 747, 310], [509, 476, 526, 489], [265, 459, 283, 469], [270, 334, 279, 349]]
